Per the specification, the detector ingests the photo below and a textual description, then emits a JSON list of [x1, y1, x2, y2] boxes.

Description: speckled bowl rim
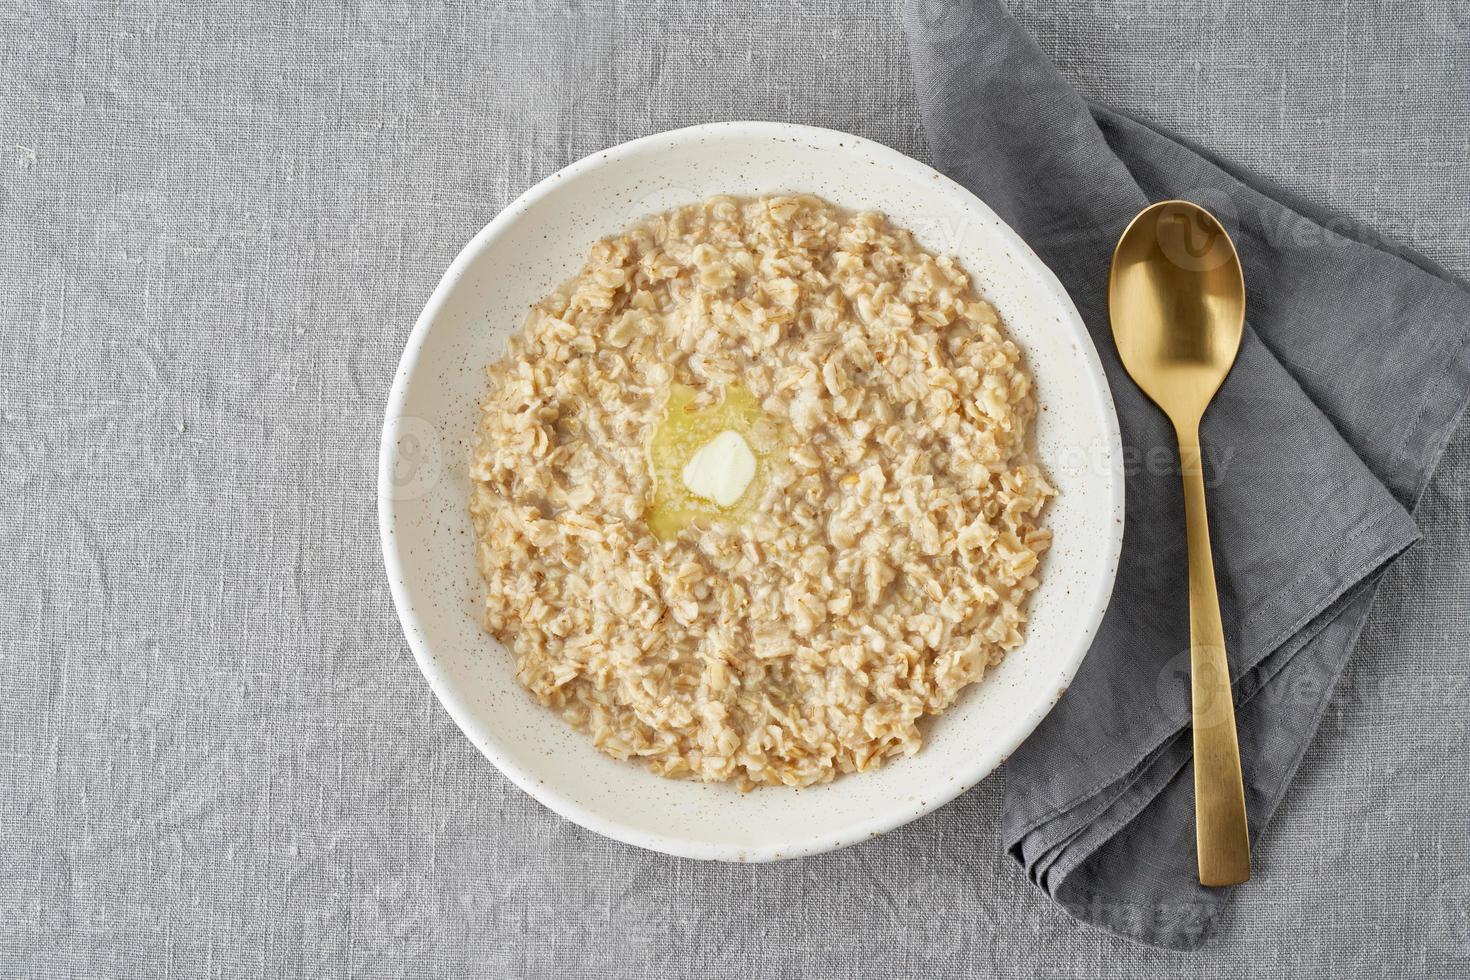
[[379, 121, 1124, 862]]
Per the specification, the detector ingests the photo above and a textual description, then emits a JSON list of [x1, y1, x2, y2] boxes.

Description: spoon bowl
[[1110, 201, 1245, 422]]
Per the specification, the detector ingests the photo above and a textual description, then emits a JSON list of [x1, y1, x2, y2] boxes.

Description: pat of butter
[[680, 429, 757, 508]]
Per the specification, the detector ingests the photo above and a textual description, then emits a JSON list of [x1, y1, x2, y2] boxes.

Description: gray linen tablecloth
[[2, 1, 1467, 976]]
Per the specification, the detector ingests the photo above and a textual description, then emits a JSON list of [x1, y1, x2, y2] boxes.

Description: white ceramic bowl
[[379, 122, 1123, 862]]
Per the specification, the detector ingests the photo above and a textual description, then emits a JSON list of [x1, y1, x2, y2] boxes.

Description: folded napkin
[[903, 0, 1470, 949]]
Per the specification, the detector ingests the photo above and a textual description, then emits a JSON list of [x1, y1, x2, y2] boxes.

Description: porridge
[[469, 195, 1053, 789]]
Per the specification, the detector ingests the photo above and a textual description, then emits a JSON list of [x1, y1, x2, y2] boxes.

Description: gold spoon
[[1109, 200, 1251, 887]]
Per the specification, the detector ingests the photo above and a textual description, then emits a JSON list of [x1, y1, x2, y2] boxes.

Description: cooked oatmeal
[[470, 194, 1053, 788]]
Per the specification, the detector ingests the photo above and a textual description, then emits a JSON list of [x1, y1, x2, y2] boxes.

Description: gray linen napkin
[[902, 0, 1470, 949]]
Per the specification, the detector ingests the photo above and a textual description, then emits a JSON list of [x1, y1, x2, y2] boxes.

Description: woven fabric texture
[[2, 0, 1467, 975]]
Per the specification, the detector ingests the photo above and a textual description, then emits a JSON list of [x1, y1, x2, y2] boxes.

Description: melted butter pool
[[646, 383, 781, 540]]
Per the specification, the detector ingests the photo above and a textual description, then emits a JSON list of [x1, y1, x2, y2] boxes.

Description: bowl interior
[[380, 122, 1122, 861]]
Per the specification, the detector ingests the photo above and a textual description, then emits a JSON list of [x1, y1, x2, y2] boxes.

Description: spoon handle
[[1176, 421, 1251, 887]]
